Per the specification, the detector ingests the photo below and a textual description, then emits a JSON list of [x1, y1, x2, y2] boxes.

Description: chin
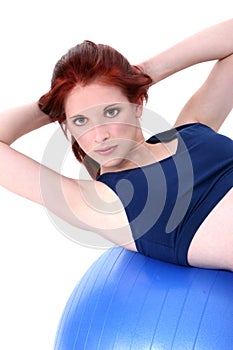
[[101, 157, 126, 171]]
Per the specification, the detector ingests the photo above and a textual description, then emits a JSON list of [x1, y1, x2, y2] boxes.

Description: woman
[[0, 19, 232, 270]]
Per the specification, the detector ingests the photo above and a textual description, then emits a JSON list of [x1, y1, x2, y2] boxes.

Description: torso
[[97, 123, 233, 268], [141, 125, 233, 268]]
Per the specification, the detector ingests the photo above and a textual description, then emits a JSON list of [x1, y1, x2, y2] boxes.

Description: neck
[[100, 137, 158, 174]]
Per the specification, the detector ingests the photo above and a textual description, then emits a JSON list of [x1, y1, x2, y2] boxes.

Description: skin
[[0, 19, 232, 269], [63, 53, 233, 270], [64, 83, 177, 174]]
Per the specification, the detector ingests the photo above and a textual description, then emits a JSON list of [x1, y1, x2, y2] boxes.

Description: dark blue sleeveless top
[[97, 123, 233, 265]]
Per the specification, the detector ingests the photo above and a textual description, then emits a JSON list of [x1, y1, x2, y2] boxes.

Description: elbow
[[219, 52, 233, 62], [0, 139, 14, 146]]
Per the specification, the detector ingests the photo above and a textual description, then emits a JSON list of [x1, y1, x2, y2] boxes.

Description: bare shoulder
[[61, 177, 136, 249], [0, 141, 135, 249]]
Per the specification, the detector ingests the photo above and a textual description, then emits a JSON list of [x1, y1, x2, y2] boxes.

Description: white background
[[0, 1, 232, 349]]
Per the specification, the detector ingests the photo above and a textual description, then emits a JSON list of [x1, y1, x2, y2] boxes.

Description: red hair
[[39, 40, 152, 178]]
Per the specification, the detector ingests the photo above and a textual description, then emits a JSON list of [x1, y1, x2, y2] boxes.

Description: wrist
[[32, 101, 52, 126], [139, 56, 170, 85]]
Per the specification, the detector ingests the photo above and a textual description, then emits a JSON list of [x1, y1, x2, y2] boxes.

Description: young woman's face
[[65, 82, 144, 172]]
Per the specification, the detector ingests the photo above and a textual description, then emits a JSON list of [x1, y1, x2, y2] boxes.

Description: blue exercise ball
[[54, 247, 233, 350]]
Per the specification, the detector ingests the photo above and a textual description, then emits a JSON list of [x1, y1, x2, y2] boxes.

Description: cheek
[[73, 130, 95, 153], [110, 124, 125, 138], [110, 121, 137, 138]]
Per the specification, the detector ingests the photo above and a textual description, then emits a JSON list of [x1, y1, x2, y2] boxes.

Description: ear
[[135, 95, 144, 118]]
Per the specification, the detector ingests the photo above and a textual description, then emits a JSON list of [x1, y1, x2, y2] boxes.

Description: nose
[[94, 124, 110, 143]]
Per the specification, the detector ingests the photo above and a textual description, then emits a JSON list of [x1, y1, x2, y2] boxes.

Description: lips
[[94, 145, 118, 155]]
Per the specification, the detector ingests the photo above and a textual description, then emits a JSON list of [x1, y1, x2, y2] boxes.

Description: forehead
[[65, 83, 129, 118]]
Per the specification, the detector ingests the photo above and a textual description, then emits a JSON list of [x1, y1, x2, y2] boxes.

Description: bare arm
[[140, 19, 233, 131], [0, 142, 133, 246], [0, 102, 52, 145], [175, 53, 233, 130], [140, 19, 233, 84], [0, 103, 133, 247]]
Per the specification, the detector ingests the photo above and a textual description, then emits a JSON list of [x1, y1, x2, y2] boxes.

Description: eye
[[73, 117, 88, 126], [105, 108, 119, 118]]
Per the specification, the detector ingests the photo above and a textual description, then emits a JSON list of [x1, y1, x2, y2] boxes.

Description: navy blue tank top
[[97, 123, 233, 265]]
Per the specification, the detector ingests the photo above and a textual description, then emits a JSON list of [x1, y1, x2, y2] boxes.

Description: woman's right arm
[[0, 102, 51, 145], [0, 104, 133, 247]]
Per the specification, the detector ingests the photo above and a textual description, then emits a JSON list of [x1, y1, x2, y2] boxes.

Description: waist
[[176, 169, 233, 265]]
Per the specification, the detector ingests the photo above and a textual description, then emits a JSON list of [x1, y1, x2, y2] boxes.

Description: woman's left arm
[[174, 52, 233, 131], [139, 19, 233, 131], [140, 19, 233, 85]]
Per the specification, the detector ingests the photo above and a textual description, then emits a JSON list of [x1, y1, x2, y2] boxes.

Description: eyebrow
[[69, 103, 121, 120]]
